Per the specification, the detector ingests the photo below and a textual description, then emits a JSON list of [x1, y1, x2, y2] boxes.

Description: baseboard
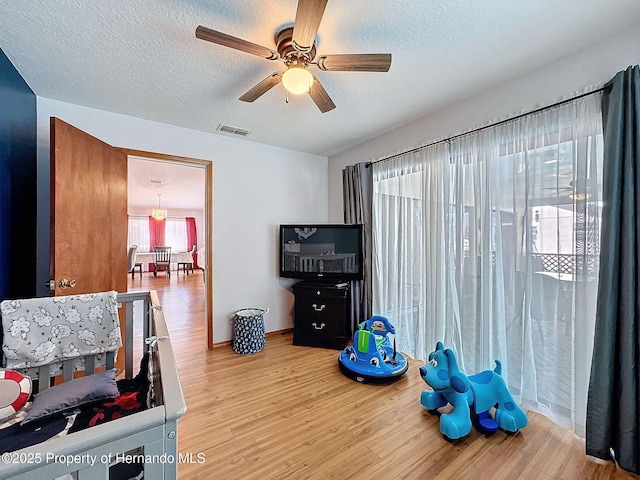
[[210, 328, 293, 350]]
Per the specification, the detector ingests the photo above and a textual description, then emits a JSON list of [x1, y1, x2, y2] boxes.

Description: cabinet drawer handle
[[312, 322, 326, 330], [312, 303, 325, 312]]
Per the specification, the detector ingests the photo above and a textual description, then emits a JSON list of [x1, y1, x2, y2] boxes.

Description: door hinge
[[46, 279, 55, 291]]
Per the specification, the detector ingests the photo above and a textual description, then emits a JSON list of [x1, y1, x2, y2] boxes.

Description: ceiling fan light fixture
[[282, 65, 313, 94]]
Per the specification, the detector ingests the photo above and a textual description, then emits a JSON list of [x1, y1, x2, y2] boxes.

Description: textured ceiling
[[1, 0, 639, 161]]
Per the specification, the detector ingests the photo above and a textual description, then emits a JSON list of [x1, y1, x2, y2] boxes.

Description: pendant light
[[151, 194, 167, 220]]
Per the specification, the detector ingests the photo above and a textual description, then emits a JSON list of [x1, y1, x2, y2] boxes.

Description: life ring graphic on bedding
[[0, 370, 32, 420]]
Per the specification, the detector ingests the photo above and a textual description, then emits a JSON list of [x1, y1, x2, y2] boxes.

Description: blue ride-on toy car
[[338, 316, 409, 383]]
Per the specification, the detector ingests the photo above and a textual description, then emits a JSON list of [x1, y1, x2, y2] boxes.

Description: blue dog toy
[[338, 316, 408, 383], [419, 342, 528, 441]]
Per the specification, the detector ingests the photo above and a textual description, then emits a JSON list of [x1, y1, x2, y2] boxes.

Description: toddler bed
[[0, 290, 186, 480]]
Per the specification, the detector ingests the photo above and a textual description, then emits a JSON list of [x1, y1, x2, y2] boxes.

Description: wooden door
[[50, 118, 128, 371], [49, 117, 128, 296], [49, 117, 127, 370]]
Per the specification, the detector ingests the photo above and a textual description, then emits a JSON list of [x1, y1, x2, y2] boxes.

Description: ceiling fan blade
[[239, 72, 283, 102], [308, 75, 335, 113], [196, 26, 278, 60], [292, 0, 328, 52], [316, 54, 392, 72]]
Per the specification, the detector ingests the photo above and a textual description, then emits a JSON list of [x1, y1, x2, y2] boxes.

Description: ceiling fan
[[195, 0, 392, 113]]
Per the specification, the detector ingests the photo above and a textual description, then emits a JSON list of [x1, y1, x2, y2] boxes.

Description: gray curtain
[[586, 65, 640, 474], [342, 162, 372, 333]]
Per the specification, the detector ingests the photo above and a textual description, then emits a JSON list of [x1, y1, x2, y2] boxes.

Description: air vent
[[217, 124, 251, 137]]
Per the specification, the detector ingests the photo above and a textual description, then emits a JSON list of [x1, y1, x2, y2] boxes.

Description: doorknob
[[59, 278, 77, 289]]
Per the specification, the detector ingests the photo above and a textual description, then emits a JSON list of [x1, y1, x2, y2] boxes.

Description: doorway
[[124, 148, 213, 349]]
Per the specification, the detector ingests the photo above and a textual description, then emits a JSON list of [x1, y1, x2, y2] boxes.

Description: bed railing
[[118, 290, 153, 378]]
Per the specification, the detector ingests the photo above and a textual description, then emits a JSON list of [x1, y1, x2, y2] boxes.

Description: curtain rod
[[365, 87, 606, 168]]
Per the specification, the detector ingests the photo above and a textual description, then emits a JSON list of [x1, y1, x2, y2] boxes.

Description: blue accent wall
[[0, 48, 37, 300]]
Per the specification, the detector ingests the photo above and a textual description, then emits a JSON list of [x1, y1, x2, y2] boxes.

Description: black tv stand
[[291, 280, 351, 350]]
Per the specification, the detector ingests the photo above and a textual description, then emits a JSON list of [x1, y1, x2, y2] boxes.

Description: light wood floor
[[128, 272, 638, 480]]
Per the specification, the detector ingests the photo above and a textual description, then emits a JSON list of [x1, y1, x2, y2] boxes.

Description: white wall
[[328, 23, 640, 222], [35, 99, 328, 343]]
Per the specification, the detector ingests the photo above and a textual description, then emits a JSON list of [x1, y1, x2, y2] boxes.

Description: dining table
[[135, 251, 195, 274]]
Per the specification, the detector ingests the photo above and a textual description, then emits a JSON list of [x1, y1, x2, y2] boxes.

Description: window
[[128, 216, 188, 252], [165, 218, 188, 252], [372, 93, 603, 436], [128, 216, 150, 251]]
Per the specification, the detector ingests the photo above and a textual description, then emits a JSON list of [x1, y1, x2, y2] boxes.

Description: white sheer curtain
[[128, 216, 150, 251], [372, 93, 603, 435], [165, 218, 188, 252]]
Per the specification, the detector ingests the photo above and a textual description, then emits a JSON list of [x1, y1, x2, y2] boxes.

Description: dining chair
[[178, 245, 196, 275], [128, 245, 143, 279], [153, 245, 172, 277], [196, 246, 206, 283]]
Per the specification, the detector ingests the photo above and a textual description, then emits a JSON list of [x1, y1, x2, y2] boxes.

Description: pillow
[[0, 370, 32, 422], [21, 369, 119, 425]]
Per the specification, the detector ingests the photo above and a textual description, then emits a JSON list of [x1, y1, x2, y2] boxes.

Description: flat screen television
[[279, 224, 364, 281]]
